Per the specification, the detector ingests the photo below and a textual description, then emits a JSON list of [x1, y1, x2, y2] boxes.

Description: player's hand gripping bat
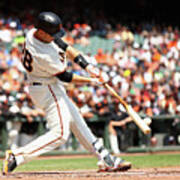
[[104, 83, 151, 135]]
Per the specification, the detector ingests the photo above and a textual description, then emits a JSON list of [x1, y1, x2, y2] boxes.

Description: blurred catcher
[[2, 12, 131, 175]]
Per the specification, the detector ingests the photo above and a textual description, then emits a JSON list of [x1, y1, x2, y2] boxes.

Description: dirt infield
[[1, 168, 180, 180]]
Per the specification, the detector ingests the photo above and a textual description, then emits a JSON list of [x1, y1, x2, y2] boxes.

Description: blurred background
[[0, 0, 180, 155]]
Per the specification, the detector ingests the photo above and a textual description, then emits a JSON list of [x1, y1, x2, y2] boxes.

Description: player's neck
[[34, 29, 54, 43]]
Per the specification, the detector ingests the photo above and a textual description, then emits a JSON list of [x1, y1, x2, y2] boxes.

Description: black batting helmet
[[35, 12, 65, 37]]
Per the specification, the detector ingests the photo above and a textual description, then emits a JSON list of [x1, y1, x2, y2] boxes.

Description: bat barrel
[[104, 83, 151, 135], [127, 105, 151, 135]]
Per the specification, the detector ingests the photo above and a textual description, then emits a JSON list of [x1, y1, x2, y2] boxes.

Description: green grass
[[124, 154, 180, 168], [1, 154, 180, 172]]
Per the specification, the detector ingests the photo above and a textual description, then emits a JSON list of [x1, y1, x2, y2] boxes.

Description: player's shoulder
[[25, 28, 54, 53], [25, 28, 63, 59], [26, 28, 36, 41]]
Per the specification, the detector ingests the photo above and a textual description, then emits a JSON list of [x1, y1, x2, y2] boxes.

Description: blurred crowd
[[66, 24, 180, 117], [0, 6, 180, 150]]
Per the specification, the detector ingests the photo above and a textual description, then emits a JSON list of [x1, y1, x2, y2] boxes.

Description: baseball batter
[[2, 12, 131, 175]]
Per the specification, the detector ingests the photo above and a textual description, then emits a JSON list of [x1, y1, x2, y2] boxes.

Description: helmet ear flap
[[53, 28, 66, 39]]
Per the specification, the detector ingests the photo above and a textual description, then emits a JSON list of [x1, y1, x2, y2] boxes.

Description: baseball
[[144, 117, 152, 125]]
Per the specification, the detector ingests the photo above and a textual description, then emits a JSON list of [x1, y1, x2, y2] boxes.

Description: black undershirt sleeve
[[56, 71, 73, 82], [54, 37, 68, 51]]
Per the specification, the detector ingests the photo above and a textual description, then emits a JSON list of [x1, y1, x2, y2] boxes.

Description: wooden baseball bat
[[104, 83, 151, 135]]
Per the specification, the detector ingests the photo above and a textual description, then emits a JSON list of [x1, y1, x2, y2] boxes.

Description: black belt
[[32, 82, 42, 86]]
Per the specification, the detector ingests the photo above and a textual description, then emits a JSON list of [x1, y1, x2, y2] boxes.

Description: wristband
[[74, 54, 89, 69]]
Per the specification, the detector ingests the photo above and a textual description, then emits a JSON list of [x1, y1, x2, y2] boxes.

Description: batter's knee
[[52, 127, 70, 143]]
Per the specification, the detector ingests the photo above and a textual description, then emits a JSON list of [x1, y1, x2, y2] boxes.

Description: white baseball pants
[[13, 82, 97, 165]]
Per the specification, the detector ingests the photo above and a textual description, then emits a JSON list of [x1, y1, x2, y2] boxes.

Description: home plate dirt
[[1, 168, 180, 180]]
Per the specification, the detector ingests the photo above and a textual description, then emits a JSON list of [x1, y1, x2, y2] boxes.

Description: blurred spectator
[[108, 99, 133, 154], [95, 48, 108, 64]]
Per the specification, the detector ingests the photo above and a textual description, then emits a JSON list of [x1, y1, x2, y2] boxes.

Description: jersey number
[[22, 49, 33, 72]]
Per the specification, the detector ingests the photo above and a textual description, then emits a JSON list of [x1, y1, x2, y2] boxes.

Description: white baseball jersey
[[24, 28, 67, 84]]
